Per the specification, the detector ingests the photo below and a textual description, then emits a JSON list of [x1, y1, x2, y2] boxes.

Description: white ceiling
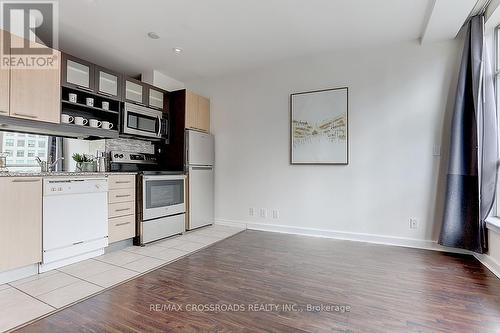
[[56, 0, 475, 82]]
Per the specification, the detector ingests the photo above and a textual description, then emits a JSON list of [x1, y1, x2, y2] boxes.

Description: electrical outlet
[[249, 207, 255, 216], [433, 144, 441, 156], [272, 209, 279, 219], [409, 218, 418, 230], [260, 208, 267, 218]]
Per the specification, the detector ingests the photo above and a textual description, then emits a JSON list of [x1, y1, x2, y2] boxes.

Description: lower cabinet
[[108, 175, 136, 244], [0, 178, 42, 272]]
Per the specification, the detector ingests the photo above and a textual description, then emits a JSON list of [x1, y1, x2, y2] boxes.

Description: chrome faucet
[[36, 155, 64, 172]]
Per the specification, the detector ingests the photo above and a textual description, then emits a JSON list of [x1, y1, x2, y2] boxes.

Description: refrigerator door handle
[[191, 166, 213, 170]]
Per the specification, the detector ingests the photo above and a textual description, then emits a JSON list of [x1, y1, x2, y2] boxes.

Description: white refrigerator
[[186, 130, 215, 230]]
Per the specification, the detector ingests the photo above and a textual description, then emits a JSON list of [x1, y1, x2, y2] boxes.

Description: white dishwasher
[[40, 177, 109, 272]]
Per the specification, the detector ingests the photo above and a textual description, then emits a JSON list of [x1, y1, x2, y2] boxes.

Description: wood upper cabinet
[[62, 53, 123, 101], [9, 33, 61, 123], [0, 30, 9, 116], [124, 78, 147, 105], [185, 90, 210, 133], [148, 86, 165, 110], [0, 177, 42, 272], [62, 54, 94, 92], [95, 66, 121, 100]]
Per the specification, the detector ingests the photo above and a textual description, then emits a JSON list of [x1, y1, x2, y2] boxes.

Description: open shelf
[[62, 100, 119, 114]]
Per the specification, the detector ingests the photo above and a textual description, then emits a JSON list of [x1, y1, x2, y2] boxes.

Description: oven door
[[123, 103, 164, 139], [143, 175, 185, 221]]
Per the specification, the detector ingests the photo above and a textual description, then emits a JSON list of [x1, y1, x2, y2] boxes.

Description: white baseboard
[[474, 253, 500, 279], [215, 219, 500, 278], [214, 219, 472, 255]]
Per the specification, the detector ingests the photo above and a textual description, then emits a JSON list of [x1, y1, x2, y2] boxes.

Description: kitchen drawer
[[108, 188, 135, 204], [109, 201, 135, 218], [108, 175, 136, 190], [108, 215, 136, 243]]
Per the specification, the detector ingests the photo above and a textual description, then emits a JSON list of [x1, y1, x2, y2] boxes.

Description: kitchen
[[0, 27, 233, 322]]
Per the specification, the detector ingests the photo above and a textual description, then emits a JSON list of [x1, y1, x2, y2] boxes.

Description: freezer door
[[188, 166, 214, 230], [187, 130, 214, 166]]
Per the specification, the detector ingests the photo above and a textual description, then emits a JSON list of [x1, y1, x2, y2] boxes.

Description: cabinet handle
[[115, 221, 132, 227], [13, 112, 38, 119], [115, 194, 131, 198], [115, 208, 131, 212], [12, 179, 40, 183], [98, 91, 113, 97], [75, 84, 93, 92], [115, 181, 131, 184]]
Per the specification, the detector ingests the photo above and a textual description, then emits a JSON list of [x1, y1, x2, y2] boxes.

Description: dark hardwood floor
[[14, 230, 500, 333]]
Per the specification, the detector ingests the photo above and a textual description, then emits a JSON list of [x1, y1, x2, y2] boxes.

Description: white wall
[[142, 70, 185, 91], [188, 40, 462, 243]]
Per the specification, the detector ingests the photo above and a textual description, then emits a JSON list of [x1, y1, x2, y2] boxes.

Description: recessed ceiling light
[[147, 32, 160, 40], [173, 47, 183, 55]]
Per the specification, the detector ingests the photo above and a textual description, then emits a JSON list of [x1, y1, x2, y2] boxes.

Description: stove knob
[[119, 154, 124, 158], [114, 154, 119, 158]]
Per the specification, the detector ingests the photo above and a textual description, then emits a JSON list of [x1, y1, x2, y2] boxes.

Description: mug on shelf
[[86, 97, 94, 107], [101, 121, 114, 130], [89, 119, 102, 128], [74, 116, 88, 126], [61, 114, 74, 124], [68, 93, 77, 103], [101, 101, 109, 110]]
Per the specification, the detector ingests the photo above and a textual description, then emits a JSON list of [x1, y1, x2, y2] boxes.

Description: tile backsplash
[[105, 138, 154, 154]]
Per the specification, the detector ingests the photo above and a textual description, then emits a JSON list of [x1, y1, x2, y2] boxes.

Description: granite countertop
[[0, 171, 138, 177]]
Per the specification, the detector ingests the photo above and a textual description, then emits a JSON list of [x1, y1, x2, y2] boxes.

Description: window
[[0, 131, 49, 171]]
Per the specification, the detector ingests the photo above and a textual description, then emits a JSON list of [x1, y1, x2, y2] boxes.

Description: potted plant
[[72, 153, 96, 172]]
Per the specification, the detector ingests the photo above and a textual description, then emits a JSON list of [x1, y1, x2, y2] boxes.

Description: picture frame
[[290, 87, 349, 165]]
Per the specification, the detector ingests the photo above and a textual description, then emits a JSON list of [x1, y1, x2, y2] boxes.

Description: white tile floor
[[0, 224, 244, 333]]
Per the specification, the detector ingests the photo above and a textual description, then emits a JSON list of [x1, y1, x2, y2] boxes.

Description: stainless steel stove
[[110, 151, 186, 245]]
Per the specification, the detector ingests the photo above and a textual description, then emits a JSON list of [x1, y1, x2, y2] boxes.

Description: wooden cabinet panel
[[0, 178, 42, 272], [108, 188, 135, 204], [109, 201, 135, 219], [9, 34, 61, 123], [185, 91, 210, 133], [0, 30, 9, 116], [108, 215, 136, 243], [108, 174, 136, 190], [185, 90, 198, 130], [198, 95, 210, 132]]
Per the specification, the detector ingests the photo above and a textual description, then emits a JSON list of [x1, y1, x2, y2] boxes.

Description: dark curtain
[[439, 16, 498, 254]]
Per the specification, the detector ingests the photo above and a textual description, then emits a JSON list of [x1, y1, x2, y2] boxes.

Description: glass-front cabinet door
[[125, 79, 145, 105], [148, 88, 164, 110], [95, 66, 121, 100], [62, 54, 94, 91]]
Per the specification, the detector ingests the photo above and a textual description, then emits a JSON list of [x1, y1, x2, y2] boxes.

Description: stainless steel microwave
[[122, 102, 168, 140]]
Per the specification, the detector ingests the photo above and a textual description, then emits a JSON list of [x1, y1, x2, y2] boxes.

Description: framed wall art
[[290, 87, 348, 165]]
